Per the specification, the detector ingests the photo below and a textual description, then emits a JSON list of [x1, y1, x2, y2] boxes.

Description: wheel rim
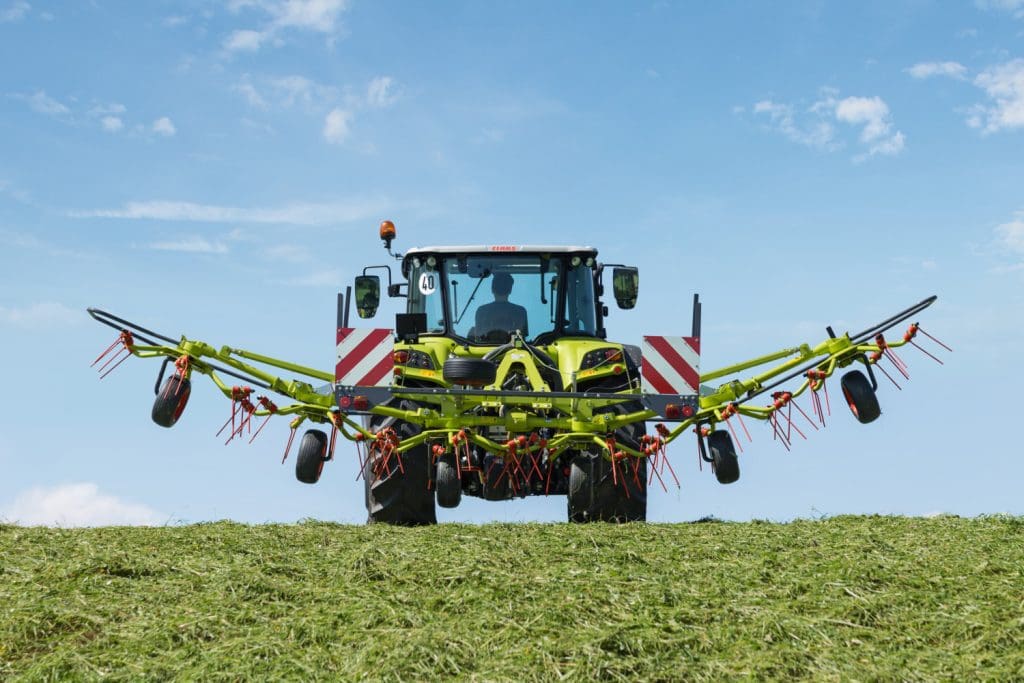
[[843, 387, 859, 418]]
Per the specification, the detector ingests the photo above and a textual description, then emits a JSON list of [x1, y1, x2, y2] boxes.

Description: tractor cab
[[354, 223, 640, 351], [403, 246, 605, 346]]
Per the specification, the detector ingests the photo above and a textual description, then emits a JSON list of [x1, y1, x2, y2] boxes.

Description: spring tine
[[875, 361, 902, 390], [791, 399, 819, 431], [918, 327, 952, 352], [913, 339, 942, 366]]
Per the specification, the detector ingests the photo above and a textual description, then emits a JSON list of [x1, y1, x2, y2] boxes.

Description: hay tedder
[[90, 221, 950, 524]]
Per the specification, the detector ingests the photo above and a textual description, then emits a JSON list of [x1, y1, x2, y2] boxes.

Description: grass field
[[1, 516, 1022, 681]]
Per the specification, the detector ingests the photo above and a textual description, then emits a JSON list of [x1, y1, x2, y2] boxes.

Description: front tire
[[364, 399, 437, 525], [568, 452, 647, 523]]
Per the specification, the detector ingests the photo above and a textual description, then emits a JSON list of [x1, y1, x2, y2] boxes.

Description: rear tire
[[435, 455, 462, 508], [152, 375, 190, 428], [842, 370, 881, 424], [708, 430, 740, 485], [364, 399, 437, 525], [295, 430, 328, 484]]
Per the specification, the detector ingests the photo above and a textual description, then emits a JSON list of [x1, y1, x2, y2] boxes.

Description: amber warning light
[[380, 220, 396, 250]]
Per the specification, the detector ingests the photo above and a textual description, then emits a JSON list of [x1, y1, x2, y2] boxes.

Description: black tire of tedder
[[295, 429, 328, 485], [841, 369, 881, 424], [708, 430, 740, 485], [364, 399, 437, 525], [568, 402, 647, 523], [152, 375, 191, 428], [435, 454, 462, 509], [442, 358, 497, 387]]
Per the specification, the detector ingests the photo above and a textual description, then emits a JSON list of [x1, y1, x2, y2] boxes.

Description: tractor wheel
[[295, 429, 328, 484], [568, 452, 647, 523], [841, 370, 881, 424], [364, 399, 437, 525], [442, 358, 497, 387], [435, 454, 462, 508], [152, 375, 191, 428], [567, 400, 648, 523], [708, 430, 740, 485]]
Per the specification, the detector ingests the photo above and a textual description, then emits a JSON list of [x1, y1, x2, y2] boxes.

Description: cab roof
[[405, 245, 597, 256]]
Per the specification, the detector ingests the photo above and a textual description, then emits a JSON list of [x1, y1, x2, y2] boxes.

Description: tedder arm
[[89, 295, 950, 490]]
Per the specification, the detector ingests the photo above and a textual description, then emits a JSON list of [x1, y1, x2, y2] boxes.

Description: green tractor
[[90, 221, 947, 524]]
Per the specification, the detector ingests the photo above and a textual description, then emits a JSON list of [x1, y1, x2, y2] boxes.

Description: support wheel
[[152, 375, 191, 428], [435, 454, 462, 508], [842, 369, 881, 424], [708, 430, 740, 485], [364, 399, 437, 525], [295, 429, 328, 484]]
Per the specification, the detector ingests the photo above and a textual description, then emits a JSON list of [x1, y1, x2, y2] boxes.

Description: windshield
[[446, 255, 560, 343]]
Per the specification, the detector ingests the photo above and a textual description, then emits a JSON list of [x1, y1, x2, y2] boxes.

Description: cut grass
[[1, 516, 1022, 681]]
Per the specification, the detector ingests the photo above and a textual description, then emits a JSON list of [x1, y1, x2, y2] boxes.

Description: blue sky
[[1, 1, 1022, 525]]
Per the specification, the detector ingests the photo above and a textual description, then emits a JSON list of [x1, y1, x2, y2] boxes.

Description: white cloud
[[323, 107, 351, 144], [1, 483, 163, 527], [366, 76, 397, 108], [234, 74, 334, 110], [234, 79, 268, 108], [0, 302, 81, 328], [0, 1, 29, 22], [71, 197, 391, 226], [995, 214, 1024, 254], [270, 75, 318, 106], [272, 0, 348, 33], [150, 237, 229, 254], [975, 0, 1024, 18], [163, 15, 188, 28], [16, 90, 69, 116], [224, 28, 266, 52], [223, 0, 349, 53], [752, 99, 836, 149], [906, 61, 968, 80], [753, 91, 904, 160], [152, 116, 177, 136], [969, 59, 1024, 133], [101, 116, 123, 132], [0, 179, 30, 203], [89, 102, 126, 116]]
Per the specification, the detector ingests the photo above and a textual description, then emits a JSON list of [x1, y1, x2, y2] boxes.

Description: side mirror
[[354, 275, 381, 319], [612, 267, 639, 309]]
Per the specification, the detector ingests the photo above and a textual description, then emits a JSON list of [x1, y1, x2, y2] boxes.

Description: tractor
[[90, 221, 948, 524]]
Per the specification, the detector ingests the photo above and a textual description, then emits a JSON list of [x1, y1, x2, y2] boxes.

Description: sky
[[1, 0, 1023, 526]]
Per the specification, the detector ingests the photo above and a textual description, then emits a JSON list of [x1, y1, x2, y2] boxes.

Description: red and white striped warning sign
[[641, 336, 700, 395], [335, 328, 394, 386]]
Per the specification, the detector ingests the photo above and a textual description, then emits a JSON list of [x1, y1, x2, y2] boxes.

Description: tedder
[[90, 221, 950, 524]]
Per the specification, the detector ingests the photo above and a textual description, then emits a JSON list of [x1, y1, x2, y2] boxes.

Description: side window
[[407, 263, 445, 333]]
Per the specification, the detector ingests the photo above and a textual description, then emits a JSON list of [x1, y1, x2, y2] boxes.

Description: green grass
[[1, 516, 1022, 681]]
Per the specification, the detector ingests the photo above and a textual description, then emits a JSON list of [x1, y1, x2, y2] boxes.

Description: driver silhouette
[[474, 272, 528, 340]]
